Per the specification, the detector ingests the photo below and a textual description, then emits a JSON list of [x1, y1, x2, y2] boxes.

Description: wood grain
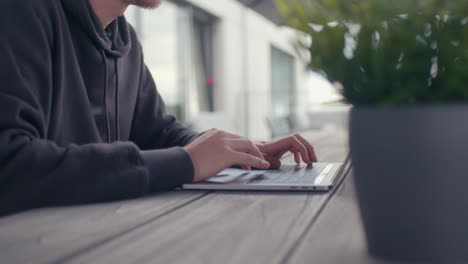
[[65, 191, 333, 263], [0, 191, 208, 264], [63, 131, 349, 264]]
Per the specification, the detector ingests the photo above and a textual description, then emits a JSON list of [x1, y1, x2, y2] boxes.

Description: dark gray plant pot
[[350, 105, 468, 262]]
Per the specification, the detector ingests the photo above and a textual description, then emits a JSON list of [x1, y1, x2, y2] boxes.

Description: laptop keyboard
[[248, 163, 330, 185]]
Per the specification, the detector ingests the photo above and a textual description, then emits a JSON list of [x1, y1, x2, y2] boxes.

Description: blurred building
[[125, 0, 343, 140]]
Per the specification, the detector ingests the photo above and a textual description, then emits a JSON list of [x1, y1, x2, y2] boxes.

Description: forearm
[[0, 133, 149, 216]]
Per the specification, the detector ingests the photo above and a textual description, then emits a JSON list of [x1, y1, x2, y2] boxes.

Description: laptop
[[183, 155, 349, 191]]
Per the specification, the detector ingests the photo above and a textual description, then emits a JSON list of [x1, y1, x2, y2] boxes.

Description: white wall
[[183, 0, 311, 140], [128, 0, 311, 140]]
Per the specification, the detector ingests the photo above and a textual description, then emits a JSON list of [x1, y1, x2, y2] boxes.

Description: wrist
[[182, 146, 199, 182]]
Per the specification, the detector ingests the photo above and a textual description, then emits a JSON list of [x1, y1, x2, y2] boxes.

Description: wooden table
[[0, 130, 398, 264]]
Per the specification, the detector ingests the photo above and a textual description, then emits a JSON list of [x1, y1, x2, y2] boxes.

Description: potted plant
[[277, 0, 468, 262]]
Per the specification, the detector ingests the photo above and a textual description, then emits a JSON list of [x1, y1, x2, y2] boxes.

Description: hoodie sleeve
[[0, 2, 165, 216]]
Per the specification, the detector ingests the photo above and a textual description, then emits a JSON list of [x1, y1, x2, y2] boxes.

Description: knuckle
[[293, 137, 301, 145], [208, 129, 219, 136], [239, 156, 250, 165], [213, 129, 224, 136], [297, 143, 307, 152], [249, 156, 258, 164]]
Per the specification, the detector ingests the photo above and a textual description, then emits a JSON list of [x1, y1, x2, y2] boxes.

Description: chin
[[125, 0, 161, 9]]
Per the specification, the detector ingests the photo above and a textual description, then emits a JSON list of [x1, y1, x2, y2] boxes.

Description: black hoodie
[[0, 0, 199, 216]]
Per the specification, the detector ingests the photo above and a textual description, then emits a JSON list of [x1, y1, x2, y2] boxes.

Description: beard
[[121, 0, 161, 9]]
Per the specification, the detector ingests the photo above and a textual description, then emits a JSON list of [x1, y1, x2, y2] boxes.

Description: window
[[125, 3, 217, 123], [271, 47, 295, 118], [191, 9, 216, 112]]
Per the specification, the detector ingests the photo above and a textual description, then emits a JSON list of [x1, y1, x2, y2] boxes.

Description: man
[[0, 0, 317, 216]]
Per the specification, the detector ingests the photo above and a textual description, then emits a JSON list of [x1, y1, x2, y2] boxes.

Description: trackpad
[[206, 168, 265, 184]]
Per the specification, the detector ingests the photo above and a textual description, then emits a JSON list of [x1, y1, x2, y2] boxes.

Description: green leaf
[[279, 0, 468, 105]]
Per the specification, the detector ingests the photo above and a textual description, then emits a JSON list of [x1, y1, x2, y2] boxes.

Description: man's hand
[[257, 134, 318, 170], [184, 129, 270, 182]]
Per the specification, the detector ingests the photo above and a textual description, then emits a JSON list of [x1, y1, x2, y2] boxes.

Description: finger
[[241, 165, 252, 171], [290, 137, 311, 165], [256, 138, 287, 158], [260, 139, 289, 159], [232, 151, 270, 169], [227, 138, 265, 160], [295, 134, 318, 162], [294, 151, 300, 164], [270, 137, 303, 159], [264, 155, 282, 169]]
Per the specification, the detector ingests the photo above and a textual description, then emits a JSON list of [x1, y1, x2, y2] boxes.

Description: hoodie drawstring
[[101, 50, 112, 143], [100, 50, 120, 143], [114, 59, 120, 141]]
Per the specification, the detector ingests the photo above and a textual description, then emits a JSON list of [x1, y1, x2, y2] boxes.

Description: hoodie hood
[[60, 0, 131, 57]]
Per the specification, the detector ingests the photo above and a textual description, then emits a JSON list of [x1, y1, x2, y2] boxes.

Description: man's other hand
[[184, 129, 270, 182], [257, 134, 318, 170]]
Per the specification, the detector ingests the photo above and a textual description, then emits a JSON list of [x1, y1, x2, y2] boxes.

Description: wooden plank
[[66, 193, 333, 264], [64, 131, 349, 264], [285, 173, 413, 264], [0, 191, 208, 264]]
